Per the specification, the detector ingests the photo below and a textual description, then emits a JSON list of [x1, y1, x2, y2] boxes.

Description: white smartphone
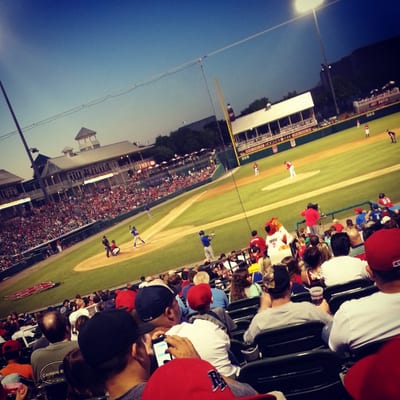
[[152, 336, 172, 367]]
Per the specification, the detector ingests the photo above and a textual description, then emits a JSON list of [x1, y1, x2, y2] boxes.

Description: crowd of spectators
[[0, 166, 215, 271], [1, 207, 399, 398]]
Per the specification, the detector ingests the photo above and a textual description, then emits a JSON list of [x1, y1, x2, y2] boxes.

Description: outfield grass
[[0, 113, 399, 317]]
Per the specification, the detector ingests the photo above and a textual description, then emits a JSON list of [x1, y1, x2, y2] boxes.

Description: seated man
[[142, 358, 285, 400], [347, 228, 366, 260], [135, 279, 240, 378], [0, 340, 33, 380], [78, 309, 257, 399], [193, 271, 229, 309], [187, 284, 236, 337], [243, 265, 332, 344], [30, 310, 78, 384], [321, 232, 370, 286], [329, 228, 400, 356]]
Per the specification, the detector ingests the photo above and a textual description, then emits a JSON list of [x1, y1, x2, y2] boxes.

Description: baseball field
[[0, 112, 399, 318]]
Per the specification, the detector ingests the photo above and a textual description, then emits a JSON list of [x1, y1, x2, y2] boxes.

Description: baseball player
[[130, 226, 145, 247], [198, 230, 215, 262], [284, 161, 296, 178]]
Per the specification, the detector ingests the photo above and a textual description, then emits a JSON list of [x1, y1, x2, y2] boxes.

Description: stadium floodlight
[[295, 0, 340, 116], [295, 0, 323, 14]]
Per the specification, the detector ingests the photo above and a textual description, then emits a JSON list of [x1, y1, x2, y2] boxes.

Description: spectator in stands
[[354, 208, 367, 231], [78, 309, 152, 399], [301, 246, 325, 288], [344, 335, 400, 400], [320, 232, 370, 286], [317, 241, 332, 263], [329, 228, 400, 355], [301, 203, 320, 236], [74, 315, 89, 336], [229, 268, 262, 302], [331, 219, 344, 233], [193, 271, 229, 309], [77, 309, 209, 400], [69, 295, 89, 339], [243, 265, 332, 344], [141, 358, 284, 400], [378, 192, 393, 208], [134, 279, 240, 379], [181, 269, 197, 301], [348, 228, 366, 260], [63, 348, 106, 400], [345, 218, 355, 231], [115, 283, 137, 312], [367, 204, 383, 224], [187, 283, 236, 337], [30, 310, 78, 384], [281, 256, 305, 294], [249, 230, 267, 270], [0, 340, 33, 380], [167, 272, 189, 320]]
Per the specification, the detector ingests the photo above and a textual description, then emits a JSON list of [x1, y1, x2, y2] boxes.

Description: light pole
[[0, 80, 50, 202], [295, 0, 340, 116]]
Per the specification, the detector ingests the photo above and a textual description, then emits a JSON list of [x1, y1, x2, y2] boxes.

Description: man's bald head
[[38, 310, 70, 343]]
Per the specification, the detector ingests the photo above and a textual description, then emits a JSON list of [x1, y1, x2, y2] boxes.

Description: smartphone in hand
[[152, 335, 172, 367]]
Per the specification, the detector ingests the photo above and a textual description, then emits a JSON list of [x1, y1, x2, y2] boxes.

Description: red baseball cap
[[2, 340, 22, 355], [364, 228, 400, 271], [344, 336, 400, 400], [142, 358, 276, 400], [187, 284, 212, 311]]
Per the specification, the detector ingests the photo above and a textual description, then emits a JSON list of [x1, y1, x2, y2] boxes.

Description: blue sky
[[0, 0, 399, 179]]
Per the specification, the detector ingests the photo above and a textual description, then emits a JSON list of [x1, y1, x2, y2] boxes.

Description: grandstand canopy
[[231, 92, 314, 136], [0, 169, 23, 187], [41, 141, 152, 177]]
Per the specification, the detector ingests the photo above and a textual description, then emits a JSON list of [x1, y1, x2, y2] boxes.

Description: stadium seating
[[238, 348, 351, 400], [323, 278, 374, 302], [253, 321, 326, 358], [328, 284, 379, 314]]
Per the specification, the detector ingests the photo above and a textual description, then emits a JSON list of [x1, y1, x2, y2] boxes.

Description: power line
[[0, 0, 339, 142]]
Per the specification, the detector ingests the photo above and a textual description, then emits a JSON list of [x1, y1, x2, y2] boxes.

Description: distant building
[[231, 92, 317, 156], [1, 127, 153, 204]]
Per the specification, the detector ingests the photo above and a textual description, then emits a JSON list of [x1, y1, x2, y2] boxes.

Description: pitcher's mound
[[262, 170, 320, 191]]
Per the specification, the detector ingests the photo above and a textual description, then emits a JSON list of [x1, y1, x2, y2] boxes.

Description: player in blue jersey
[[199, 230, 215, 262]]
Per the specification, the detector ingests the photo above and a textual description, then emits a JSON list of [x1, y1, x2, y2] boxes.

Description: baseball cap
[[364, 228, 400, 271], [199, 230, 204, 235], [344, 336, 400, 400], [187, 284, 212, 311], [142, 358, 276, 400], [2, 340, 21, 355], [263, 265, 290, 295], [354, 208, 363, 214], [135, 279, 176, 322], [78, 309, 153, 368]]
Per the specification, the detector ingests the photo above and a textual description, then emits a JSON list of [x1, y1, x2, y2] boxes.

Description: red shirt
[[301, 208, 320, 227], [378, 196, 393, 208]]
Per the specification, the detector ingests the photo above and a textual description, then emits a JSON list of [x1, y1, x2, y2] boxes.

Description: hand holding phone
[[152, 335, 172, 367]]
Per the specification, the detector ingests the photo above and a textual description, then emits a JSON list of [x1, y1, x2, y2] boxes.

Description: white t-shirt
[[329, 291, 400, 355], [166, 319, 239, 378], [320, 256, 369, 286]]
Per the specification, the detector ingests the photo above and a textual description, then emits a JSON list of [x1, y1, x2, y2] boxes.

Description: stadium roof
[[41, 141, 152, 177], [231, 92, 314, 135], [0, 169, 23, 187]]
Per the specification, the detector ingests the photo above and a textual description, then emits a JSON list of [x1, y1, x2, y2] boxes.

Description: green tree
[[240, 97, 270, 116]]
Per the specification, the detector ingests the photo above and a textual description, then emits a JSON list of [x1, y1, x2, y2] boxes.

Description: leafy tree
[[240, 97, 270, 116]]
